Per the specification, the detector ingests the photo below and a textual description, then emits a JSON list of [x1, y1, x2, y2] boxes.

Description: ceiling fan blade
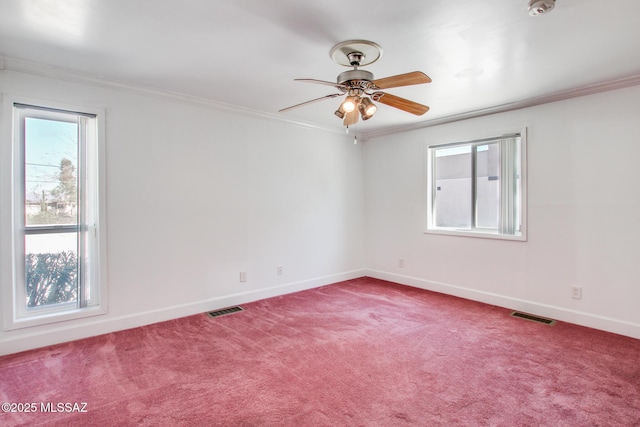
[[343, 110, 359, 126], [375, 92, 430, 116], [294, 79, 347, 90], [372, 71, 432, 89], [279, 93, 342, 112]]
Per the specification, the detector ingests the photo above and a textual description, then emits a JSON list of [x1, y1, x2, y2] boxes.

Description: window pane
[[24, 117, 78, 227], [475, 143, 500, 229], [434, 146, 472, 228], [25, 233, 78, 308]]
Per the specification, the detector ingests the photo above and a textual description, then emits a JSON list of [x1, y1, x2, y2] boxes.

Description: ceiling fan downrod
[[336, 51, 375, 87], [347, 51, 364, 67]]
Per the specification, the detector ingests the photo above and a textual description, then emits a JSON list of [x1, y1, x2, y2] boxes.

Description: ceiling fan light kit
[[359, 97, 377, 119], [342, 95, 358, 113], [528, 0, 556, 16], [279, 40, 431, 127]]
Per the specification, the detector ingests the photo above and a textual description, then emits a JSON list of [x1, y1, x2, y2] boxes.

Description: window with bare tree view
[[4, 102, 106, 328]]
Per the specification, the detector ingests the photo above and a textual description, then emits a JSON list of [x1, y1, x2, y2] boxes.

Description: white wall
[[364, 85, 640, 339], [2, 66, 638, 356], [0, 69, 365, 355]]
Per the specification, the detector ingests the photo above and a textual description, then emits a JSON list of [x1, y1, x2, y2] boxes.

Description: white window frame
[[425, 129, 527, 241], [1, 96, 108, 330]]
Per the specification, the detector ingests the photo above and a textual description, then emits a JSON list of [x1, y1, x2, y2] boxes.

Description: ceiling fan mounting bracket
[[330, 40, 383, 68]]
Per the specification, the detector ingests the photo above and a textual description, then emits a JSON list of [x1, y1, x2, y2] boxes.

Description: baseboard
[[0, 269, 366, 356], [366, 269, 640, 340], [5, 267, 636, 356]]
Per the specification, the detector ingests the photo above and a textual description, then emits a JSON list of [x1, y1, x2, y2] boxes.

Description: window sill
[[3, 305, 107, 331], [425, 228, 527, 242]]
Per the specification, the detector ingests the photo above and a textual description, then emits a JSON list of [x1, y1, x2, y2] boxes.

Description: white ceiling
[[1, 0, 640, 137]]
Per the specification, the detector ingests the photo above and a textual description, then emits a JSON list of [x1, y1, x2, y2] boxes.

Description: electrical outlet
[[398, 259, 405, 268], [277, 266, 283, 276], [571, 286, 582, 300], [239, 272, 247, 282]]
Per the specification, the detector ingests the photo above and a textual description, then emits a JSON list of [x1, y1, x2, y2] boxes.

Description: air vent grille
[[510, 311, 556, 325], [206, 306, 244, 318]]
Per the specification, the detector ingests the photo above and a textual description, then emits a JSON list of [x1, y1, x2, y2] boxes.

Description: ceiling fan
[[279, 40, 431, 127]]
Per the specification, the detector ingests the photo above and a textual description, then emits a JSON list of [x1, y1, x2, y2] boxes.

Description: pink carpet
[[1, 277, 639, 426]]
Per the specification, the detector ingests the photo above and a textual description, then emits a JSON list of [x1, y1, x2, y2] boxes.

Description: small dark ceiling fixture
[[528, 0, 556, 16]]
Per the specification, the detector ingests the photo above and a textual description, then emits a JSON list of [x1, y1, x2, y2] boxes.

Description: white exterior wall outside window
[[426, 132, 527, 241], [2, 100, 107, 330]]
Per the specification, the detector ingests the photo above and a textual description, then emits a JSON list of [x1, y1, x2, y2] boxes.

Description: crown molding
[[1, 55, 345, 137], [362, 74, 640, 140], [4, 55, 639, 141]]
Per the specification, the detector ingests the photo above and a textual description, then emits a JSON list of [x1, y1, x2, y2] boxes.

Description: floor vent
[[510, 311, 556, 325], [206, 306, 244, 318]]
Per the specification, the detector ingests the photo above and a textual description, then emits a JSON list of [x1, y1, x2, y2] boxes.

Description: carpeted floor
[[1, 277, 639, 426]]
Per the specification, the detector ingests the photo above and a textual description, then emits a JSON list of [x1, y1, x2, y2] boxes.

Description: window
[[2, 102, 107, 329], [426, 132, 526, 240]]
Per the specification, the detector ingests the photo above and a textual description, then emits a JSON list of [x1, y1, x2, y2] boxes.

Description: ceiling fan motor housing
[[337, 69, 374, 85]]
